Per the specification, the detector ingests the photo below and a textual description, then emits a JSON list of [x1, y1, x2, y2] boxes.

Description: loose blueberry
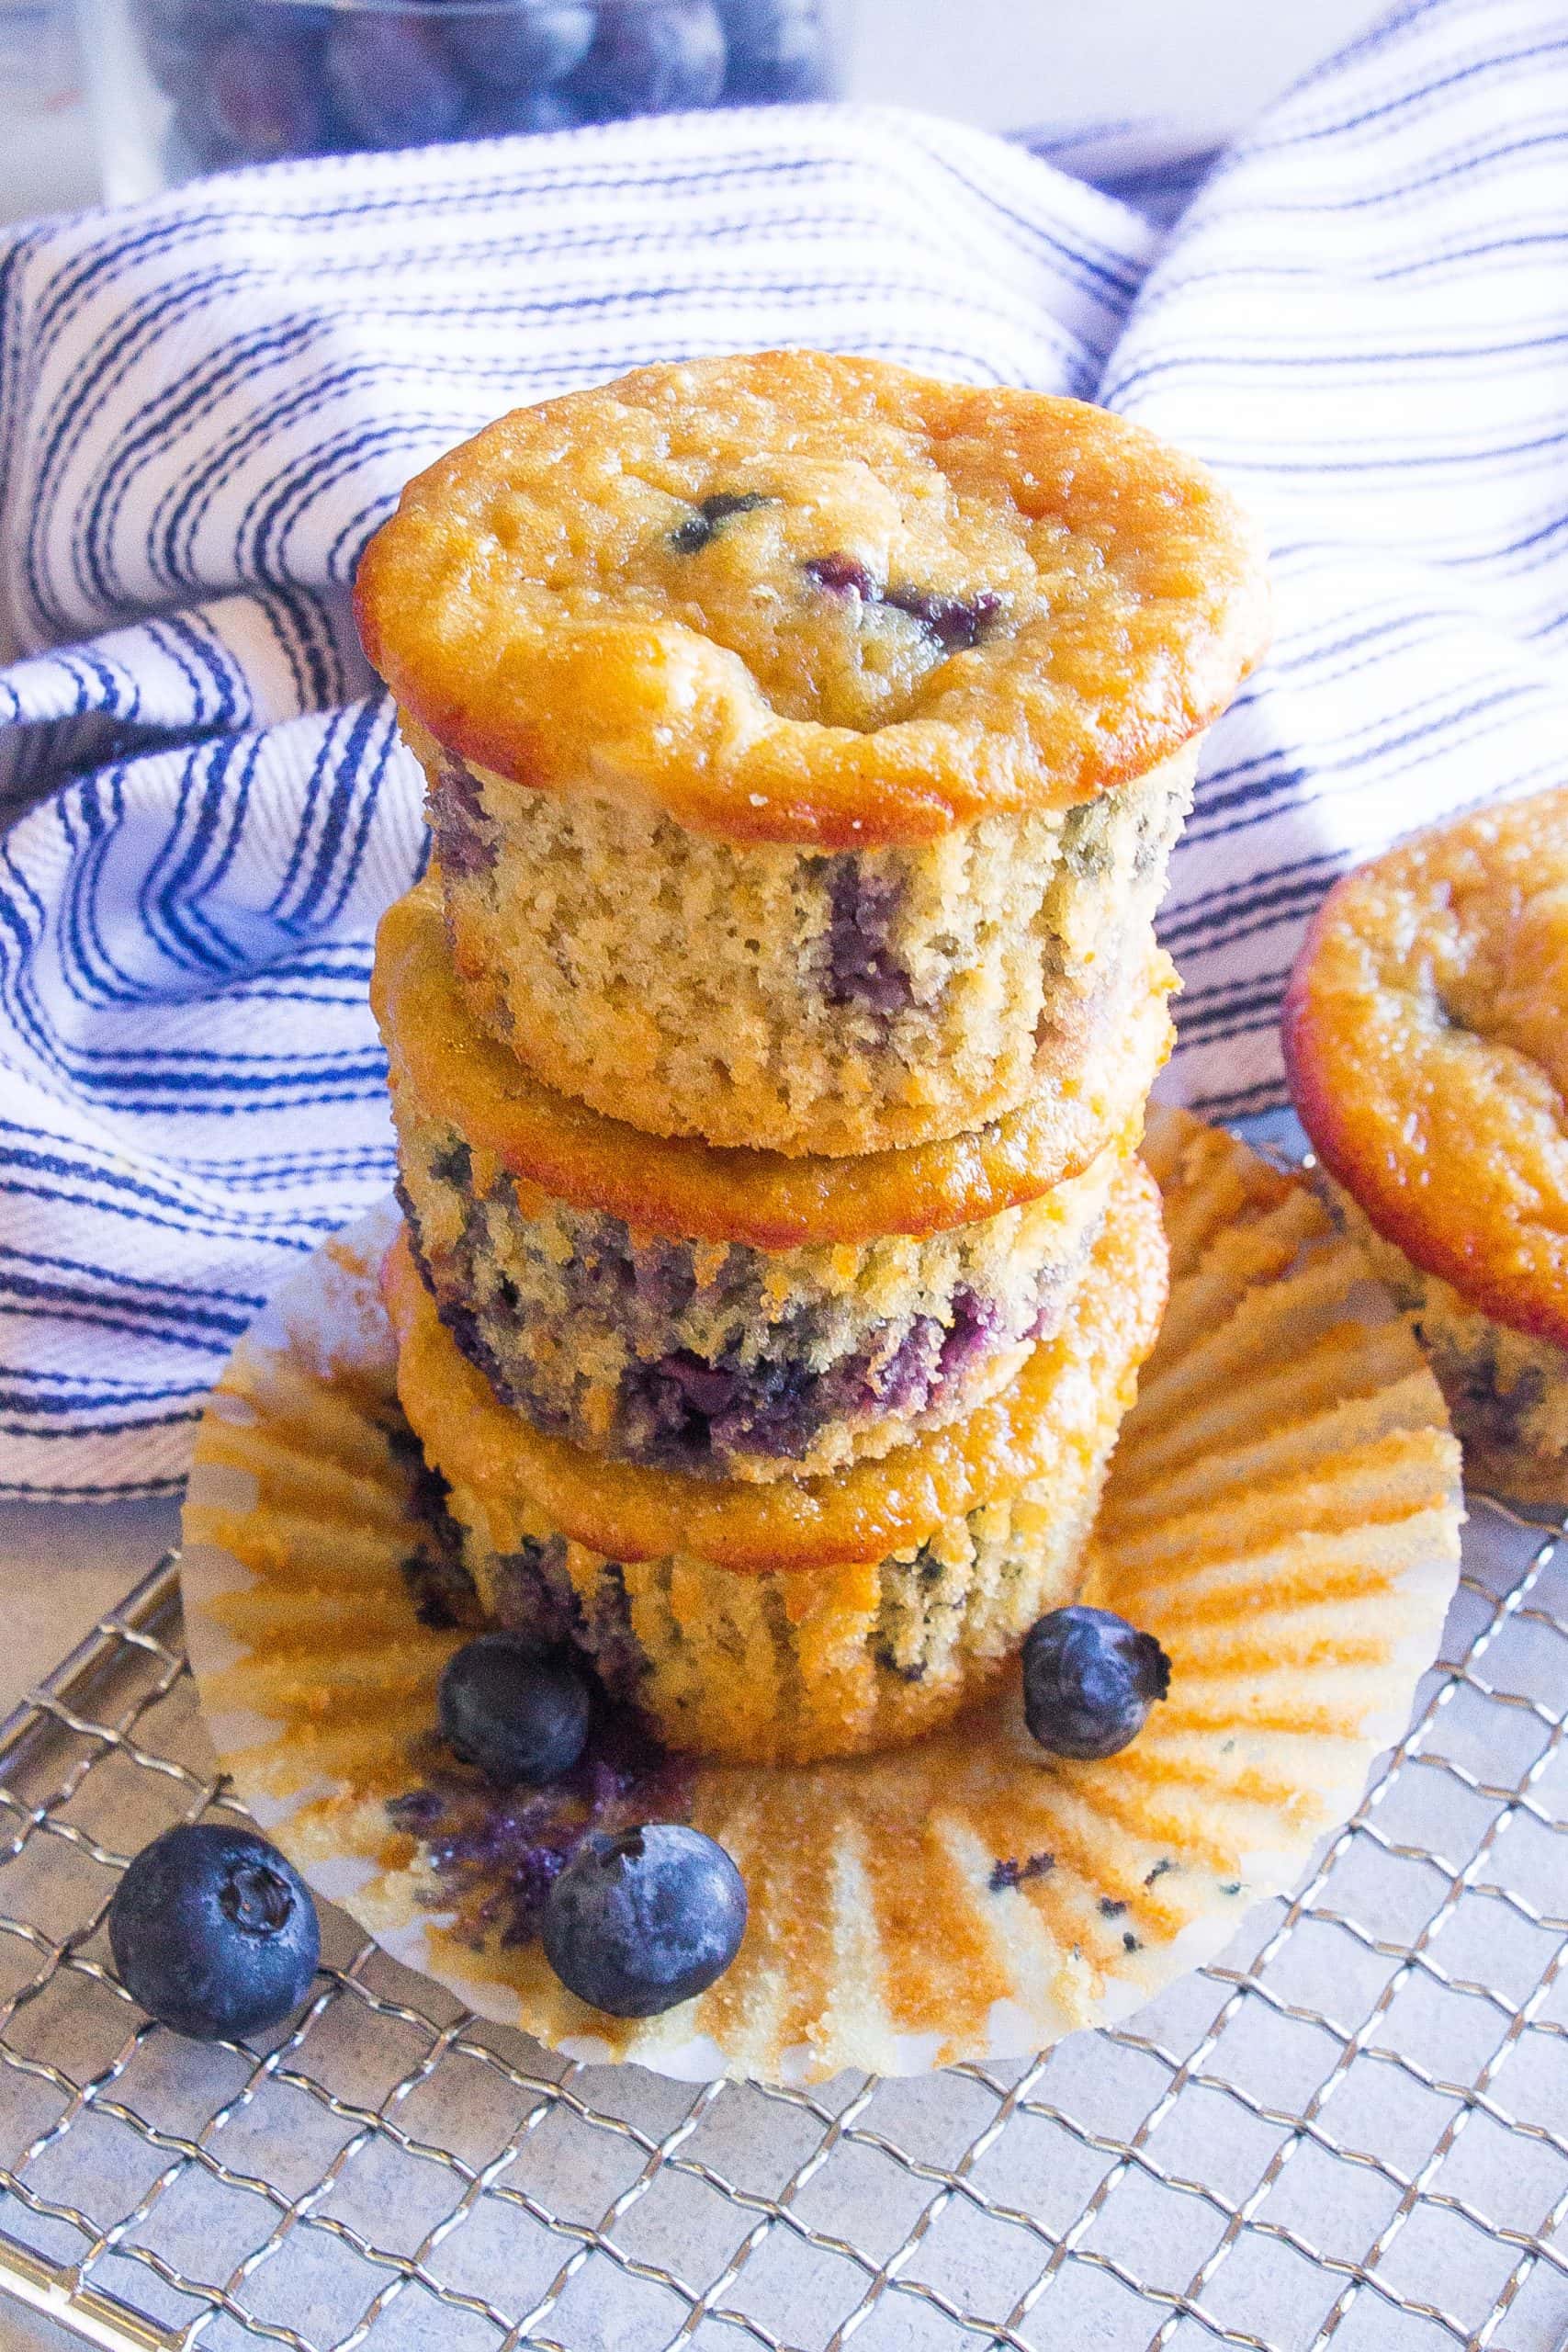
[[1021, 1605, 1171, 1761], [324, 17, 468, 150], [444, 2, 598, 86], [542, 1823, 747, 2015], [438, 1634, 591, 1785], [671, 489, 772, 553], [573, 0, 728, 118], [108, 1823, 320, 2041]]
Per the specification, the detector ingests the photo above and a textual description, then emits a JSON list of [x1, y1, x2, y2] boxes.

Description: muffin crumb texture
[[394, 1109, 1119, 1482], [1327, 1180, 1568, 1507], [385, 1162, 1169, 1762], [428, 727, 1191, 1154]]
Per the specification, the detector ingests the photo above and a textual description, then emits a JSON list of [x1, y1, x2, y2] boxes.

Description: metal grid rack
[[3, 1501, 1568, 2352]]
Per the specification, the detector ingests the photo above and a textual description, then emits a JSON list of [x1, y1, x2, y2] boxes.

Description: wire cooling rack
[[2, 1501, 1568, 2352]]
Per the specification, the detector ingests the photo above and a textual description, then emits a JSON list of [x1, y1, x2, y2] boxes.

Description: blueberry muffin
[[376, 880, 1171, 1482], [1284, 786, 1568, 1507], [355, 350, 1268, 1156], [381, 1158, 1168, 1764]]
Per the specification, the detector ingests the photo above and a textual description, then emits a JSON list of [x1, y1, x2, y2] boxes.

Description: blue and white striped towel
[[2, 0, 1565, 1498]]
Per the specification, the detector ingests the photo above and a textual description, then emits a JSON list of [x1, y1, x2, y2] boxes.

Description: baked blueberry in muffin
[[356, 350, 1268, 1156], [381, 1159, 1168, 1764], [376, 881, 1172, 1482]]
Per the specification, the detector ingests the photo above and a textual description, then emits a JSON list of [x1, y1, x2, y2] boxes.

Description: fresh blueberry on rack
[[438, 1634, 592, 1785], [572, 0, 728, 118], [108, 1823, 320, 2041], [541, 1823, 748, 2015], [1021, 1605, 1171, 1761], [671, 490, 773, 553]]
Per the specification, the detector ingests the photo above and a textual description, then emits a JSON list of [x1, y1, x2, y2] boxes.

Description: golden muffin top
[[382, 1159, 1168, 1576], [1284, 786, 1568, 1346], [355, 350, 1269, 848], [372, 881, 1169, 1247]]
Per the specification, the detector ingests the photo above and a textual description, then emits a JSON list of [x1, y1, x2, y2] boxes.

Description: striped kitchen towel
[[2, 0, 1565, 1498]]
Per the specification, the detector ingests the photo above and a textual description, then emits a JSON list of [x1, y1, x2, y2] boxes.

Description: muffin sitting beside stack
[[1285, 785, 1568, 1508], [357, 349, 1269, 1767]]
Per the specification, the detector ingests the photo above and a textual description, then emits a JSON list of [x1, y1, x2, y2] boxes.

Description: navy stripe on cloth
[[1, 17, 1565, 1495]]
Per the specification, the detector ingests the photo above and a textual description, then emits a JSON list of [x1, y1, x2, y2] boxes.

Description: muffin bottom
[[395, 1120, 1120, 1484], [446, 1474, 1106, 1766], [392, 1163, 1168, 1763], [1327, 1182, 1568, 1507], [423, 721, 1195, 1157]]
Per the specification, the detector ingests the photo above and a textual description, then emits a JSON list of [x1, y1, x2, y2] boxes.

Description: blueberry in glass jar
[[718, 0, 830, 101], [444, 2, 598, 85], [132, 0, 229, 103], [438, 1633, 592, 1785], [204, 30, 328, 162], [467, 85, 581, 137], [108, 1822, 321, 2041], [1021, 1605, 1172, 1761], [542, 1823, 748, 2015], [572, 0, 728, 118], [324, 15, 468, 150], [137, 0, 834, 180]]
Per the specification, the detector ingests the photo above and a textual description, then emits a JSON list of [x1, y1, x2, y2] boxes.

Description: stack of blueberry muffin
[[358, 349, 1269, 1770]]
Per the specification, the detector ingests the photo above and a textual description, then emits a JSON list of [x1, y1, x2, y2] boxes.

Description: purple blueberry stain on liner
[[388, 1711, 693, 1953], [988, 1850, 1055, 1894]]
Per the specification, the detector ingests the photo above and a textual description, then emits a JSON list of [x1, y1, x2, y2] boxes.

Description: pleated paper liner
[[180, 1110, 1463, 2084]]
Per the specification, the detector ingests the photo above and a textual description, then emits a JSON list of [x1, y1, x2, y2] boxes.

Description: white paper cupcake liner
[[181, 1111, 1462, 2083]]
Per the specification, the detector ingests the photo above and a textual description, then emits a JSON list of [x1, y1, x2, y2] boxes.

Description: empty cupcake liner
[[181, 1113, 1462, 2083]]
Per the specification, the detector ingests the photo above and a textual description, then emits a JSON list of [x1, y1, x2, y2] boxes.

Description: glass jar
[[77, 0, 840, 203]]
